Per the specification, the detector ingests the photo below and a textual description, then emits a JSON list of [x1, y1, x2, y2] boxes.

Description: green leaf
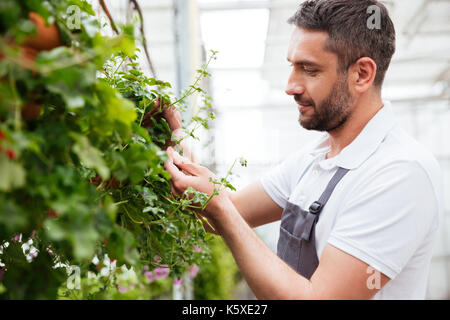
[[118, 35, 135, 57], [71, 133, 110, 180], [96, 82, 137, 126], [46, 83, 85, 109], [143, 206, 164, 214], [106, 225, 140, 266], [104, 195, 118, 222], [68, 0, 96, 16], [72, 226, 99, 261], [0, 155, 26, 191]]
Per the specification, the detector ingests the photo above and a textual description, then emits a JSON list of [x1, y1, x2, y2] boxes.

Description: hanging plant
[[0, 0, 223, 299]]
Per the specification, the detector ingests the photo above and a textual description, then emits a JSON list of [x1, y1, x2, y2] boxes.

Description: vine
[[0, 0, 237, 299]]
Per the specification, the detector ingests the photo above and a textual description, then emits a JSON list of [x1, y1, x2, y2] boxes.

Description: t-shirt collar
[[308, 100, 397, 170]]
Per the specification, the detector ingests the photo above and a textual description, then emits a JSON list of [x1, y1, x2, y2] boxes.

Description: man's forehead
[[287, 27, 334, 65]]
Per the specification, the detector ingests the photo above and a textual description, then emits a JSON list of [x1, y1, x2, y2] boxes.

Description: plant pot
[[0, 12, 60, 72], [23, 12, 62, 52]]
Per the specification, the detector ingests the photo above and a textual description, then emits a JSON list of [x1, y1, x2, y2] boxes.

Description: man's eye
[[304, 69, 318, 75]]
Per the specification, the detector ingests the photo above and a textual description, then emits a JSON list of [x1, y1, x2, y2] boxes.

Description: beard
[[296, 75, 354, 132]]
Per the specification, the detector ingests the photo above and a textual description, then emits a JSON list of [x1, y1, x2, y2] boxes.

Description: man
[[162, 0, 444, 299]]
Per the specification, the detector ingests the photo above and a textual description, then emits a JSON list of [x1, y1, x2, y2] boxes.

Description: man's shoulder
[[379, 126, 441, 178], [360, 126, 443, 210]]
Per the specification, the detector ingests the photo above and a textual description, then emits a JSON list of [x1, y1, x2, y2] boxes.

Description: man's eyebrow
[[286, 58, 322, 67]]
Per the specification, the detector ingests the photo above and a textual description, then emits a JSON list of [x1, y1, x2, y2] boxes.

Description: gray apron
[[277, 164, 350, 279]]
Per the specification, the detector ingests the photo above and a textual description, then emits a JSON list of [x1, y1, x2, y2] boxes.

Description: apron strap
[[301, 167, 350, 241], [309, 167, 350, 215]]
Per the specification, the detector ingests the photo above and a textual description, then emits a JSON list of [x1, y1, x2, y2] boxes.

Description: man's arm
[[214, 198, 390, 299], [164, 148, 390, 299], [229, 181, 283, 229], [201, 182, 283, 235]]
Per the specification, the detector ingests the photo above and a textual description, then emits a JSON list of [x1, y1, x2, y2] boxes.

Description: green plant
[[0, 0, 223, 299], [194, 237, 241, 300]]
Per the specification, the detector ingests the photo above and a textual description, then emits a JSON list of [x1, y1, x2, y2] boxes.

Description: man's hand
[[164, 146, 230, 224], [142, 98, 182, 134], [142, 99, 194, 160]]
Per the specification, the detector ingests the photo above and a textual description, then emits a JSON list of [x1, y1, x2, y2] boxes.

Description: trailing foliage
[[194, 237, 241, 300], [0, 0, 222, 299]]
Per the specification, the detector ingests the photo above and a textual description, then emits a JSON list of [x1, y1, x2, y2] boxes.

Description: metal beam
[[120, 0, 293, 11], [199, 0, 299, 11]]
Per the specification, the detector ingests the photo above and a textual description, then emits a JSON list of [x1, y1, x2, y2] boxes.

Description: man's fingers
[[167, 146, 191, 166], [164, 155, 184, 182], [165, 149, 198, 194], [169, 180, 180, 196], [142, 99, 183, 133], [167, 147, 205, 176], [143, 99, 160, 118], [149, 98, 161, 115], [177, 162, 204, 176]]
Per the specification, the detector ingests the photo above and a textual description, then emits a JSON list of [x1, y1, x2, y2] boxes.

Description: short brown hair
[[288, 0, 396, 87]]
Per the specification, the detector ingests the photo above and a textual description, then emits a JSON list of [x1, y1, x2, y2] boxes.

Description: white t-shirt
[[260, 101, 444, 299]]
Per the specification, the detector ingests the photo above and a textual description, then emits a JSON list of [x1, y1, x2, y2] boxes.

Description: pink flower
[[117, 284, 128, 293], [144, 265, 149, 271], [154, 267, 169, 280], [12, 234, 21, 243], [173, 278, 182, 285], [145, 271, 155, 283], [189, 264, 200, 279], [193, 245, 201, 253], [153, 256, 160, 261]]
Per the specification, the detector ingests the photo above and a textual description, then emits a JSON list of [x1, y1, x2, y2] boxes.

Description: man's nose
[[285, 74, 305, 96]]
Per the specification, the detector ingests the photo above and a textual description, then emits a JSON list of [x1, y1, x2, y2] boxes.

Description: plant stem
[[123, 205, 143, 224], [99, 0, 119, 34], [170, 51, 216, 107], [129, 0, 157, 78], [201, 158, 237, 210], [112, 56, 126, 84], [8, 66, 21, 131]]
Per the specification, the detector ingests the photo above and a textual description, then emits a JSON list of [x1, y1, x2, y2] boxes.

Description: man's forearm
[[211, 199, 314, 299]]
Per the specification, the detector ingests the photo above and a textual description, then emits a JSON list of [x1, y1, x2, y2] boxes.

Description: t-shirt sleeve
[[327, 160, 439, 280], [260, 150, 308, 209]]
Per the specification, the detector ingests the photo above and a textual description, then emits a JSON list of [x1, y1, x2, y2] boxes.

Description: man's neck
[[326, 94, 383, 159]]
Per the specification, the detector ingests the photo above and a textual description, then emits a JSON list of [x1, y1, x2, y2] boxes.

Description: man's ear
[[348, 57, 377, 93]]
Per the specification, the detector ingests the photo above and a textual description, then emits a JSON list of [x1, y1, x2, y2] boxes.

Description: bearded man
[[162, 0, 443, 299]]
